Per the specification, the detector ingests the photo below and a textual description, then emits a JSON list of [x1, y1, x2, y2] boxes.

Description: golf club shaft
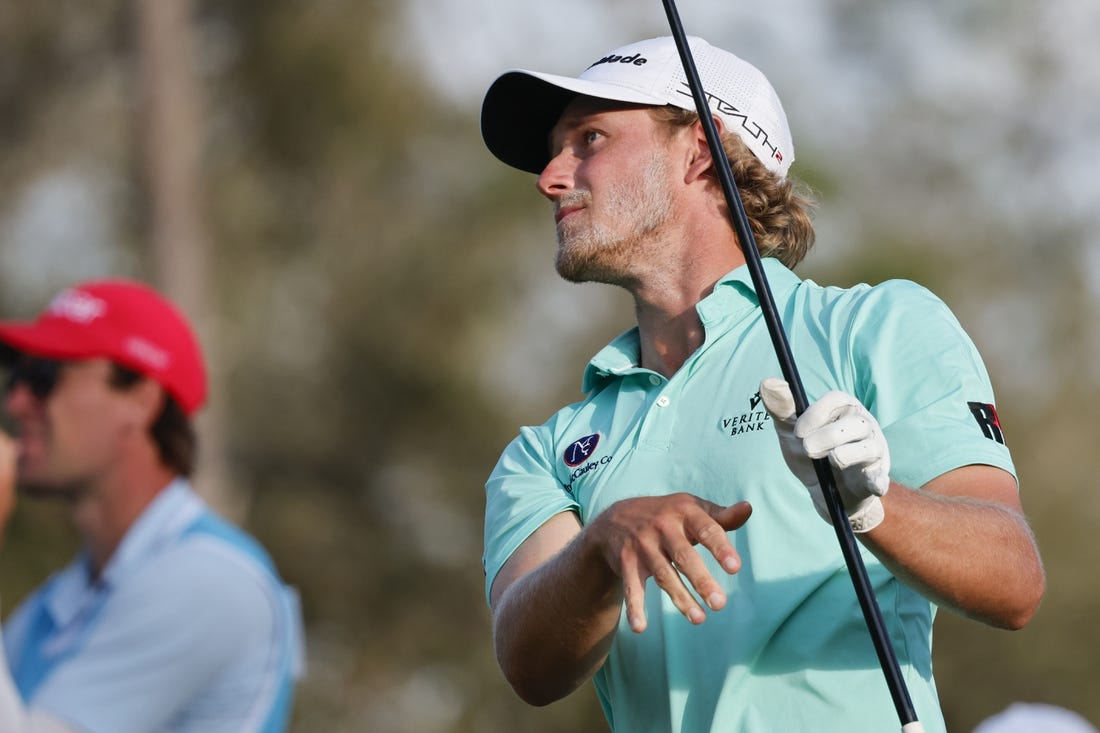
[[659, 1, 922, 729]]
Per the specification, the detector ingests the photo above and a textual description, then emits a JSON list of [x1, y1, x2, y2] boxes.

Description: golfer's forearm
[[493, 533, 624, 705], [865, 486, 1045, 629]]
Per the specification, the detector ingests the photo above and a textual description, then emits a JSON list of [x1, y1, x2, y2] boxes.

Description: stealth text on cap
[[587, 53, 648, 70]]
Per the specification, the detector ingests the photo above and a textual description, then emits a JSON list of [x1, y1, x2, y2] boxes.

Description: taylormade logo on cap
[[588, 53, 648, 69]]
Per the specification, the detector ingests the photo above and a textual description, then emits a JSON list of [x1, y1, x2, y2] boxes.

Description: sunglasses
[[4, 358, 63, 400]]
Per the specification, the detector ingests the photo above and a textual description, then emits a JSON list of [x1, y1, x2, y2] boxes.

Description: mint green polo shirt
[[484, 258, 1014, 733]]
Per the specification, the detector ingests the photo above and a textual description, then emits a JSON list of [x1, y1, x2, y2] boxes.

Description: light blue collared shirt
[[3, 479, 304, 733]]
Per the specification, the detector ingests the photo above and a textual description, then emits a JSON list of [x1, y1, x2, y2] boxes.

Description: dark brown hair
[[110, 364, 197, 476]]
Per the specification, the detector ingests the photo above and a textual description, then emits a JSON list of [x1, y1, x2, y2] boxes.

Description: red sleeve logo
[[968, 402, 1006, 445]]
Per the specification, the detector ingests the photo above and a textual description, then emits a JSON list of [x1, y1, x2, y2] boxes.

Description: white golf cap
[[972, 703, 1099, 733], [481, 36, 794, 177]]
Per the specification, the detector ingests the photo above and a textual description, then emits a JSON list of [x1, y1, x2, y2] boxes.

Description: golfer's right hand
[[587, 494, 751, 633]]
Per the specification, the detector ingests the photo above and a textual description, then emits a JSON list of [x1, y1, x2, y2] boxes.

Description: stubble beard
[[14, 441, 90, 503], [17, 468, 87, 503], [554, 153, 673, 286]]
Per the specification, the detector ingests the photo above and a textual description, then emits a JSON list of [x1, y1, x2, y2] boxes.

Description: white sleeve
[[0, 625, 81, 733]]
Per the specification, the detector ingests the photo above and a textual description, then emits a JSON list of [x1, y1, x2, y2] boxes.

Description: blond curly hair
[[651, 106, 817, 268]]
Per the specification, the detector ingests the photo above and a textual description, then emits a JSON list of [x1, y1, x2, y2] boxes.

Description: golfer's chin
[[555, 238, 626, 286], [556, 256, 619, 286], [555, 255, 593, 284]]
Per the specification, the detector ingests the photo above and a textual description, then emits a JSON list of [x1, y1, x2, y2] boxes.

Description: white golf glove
[[759, 378, 891, 533]]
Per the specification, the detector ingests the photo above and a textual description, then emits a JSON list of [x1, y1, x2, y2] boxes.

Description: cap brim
[[481, 70, 668, 175], [0, 341, 17, 365], [0, 321, 104, 362]]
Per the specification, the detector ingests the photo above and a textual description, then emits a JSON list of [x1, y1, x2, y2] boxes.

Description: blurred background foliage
[[0, 1, 1097, 731]]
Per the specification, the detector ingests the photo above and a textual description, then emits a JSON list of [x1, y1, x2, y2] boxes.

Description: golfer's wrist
[[848, 496, 884, 533]]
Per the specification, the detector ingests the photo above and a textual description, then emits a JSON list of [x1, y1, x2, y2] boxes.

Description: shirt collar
[[43, 478, 204, 625], [98, 478, 205, 587], [581, 258, 801, 392]]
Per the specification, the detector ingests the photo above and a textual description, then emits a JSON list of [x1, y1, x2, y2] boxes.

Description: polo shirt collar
[[581, 258, 800, 393], [43, 478, 204, 626], [582, 328, 642, 393], [707, 256, 801, 316], [99, 478, 205, 587]]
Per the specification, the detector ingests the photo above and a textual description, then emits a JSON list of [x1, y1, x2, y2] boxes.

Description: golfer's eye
[[583, 129, 602, 146]]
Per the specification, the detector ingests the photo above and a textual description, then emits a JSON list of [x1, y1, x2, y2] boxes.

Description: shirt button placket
[[640, 373, 675, 450]]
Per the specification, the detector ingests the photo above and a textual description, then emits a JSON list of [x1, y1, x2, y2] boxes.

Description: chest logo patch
[[564, 433, 601, 467], [718, 390, 772, 437]]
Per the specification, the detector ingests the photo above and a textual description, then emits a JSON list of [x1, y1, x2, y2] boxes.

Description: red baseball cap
[[0, 279, 207, 415]]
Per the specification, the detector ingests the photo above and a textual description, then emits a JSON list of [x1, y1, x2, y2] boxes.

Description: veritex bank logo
[[561, 433, 612, 497], [718, 391, 771, 437]]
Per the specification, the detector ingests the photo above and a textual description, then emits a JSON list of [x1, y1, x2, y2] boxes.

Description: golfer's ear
[[684, 115, 724, 183]]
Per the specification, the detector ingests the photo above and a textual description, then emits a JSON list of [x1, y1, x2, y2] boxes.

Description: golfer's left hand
[[759, 378, 890, 533]]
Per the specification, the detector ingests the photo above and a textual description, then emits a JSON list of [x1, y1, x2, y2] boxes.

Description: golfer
[[480, 36, 1044, 732]]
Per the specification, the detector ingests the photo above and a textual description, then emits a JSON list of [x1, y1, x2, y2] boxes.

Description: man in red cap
[[0, 279, 303, 733]]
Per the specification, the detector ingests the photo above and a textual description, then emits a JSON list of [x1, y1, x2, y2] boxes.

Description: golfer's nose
[[536, 150, 576, 200]]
